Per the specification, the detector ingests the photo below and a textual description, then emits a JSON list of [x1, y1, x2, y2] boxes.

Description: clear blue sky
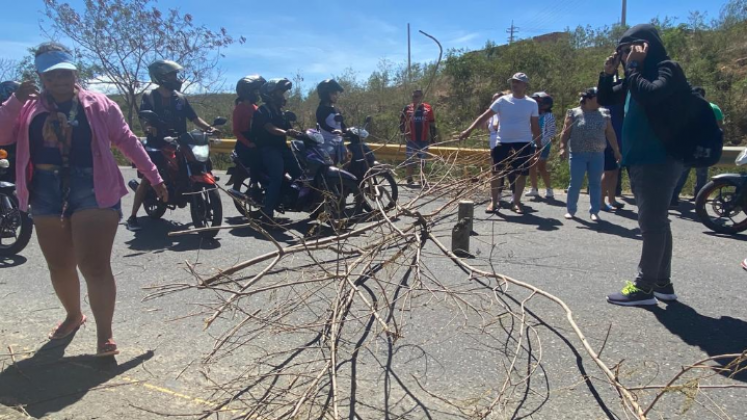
[[0, 0, 728, 90]]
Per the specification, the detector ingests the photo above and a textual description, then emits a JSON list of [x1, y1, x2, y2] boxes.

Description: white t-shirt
[[489, 95, 539, 144], [487, 114, 500, 149]]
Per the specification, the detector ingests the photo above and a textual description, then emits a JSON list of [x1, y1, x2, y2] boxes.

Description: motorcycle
[[226, 112, 363, 227], [0, 146, 33, 256], [343, 117, 398, 211], [129, 110, 226, 239], [695, 152, 747, 234]]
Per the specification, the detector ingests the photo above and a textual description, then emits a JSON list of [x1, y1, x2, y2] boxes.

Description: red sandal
[[96, 339, 119, 357], [48, 315, 87, 340]]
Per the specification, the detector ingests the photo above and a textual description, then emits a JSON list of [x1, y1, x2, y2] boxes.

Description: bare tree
[[0, 58, 21, 81], [41, 0, 243, 125]]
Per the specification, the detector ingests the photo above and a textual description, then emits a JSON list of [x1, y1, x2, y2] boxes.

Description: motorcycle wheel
[[322, 177, 364, 230], [144, 191, 167, 219], [190, 185, 223, 239], [0, 194, 33, 256], [230, 172, 253, 217], [695, 179, 747, 234], [360, 170, 398, 211]]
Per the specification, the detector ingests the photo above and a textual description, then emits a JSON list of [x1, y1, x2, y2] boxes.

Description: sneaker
[[741, 258, 747, 271], [590, 213, 600, 222], [606, 282, 658, 306], [126, 216, 142, 232], [564, 212, 575, 220], [601, 204, 614, 212], [525, 189, 539, 197], [653, 282, 678, 302], [545, 189, 554, 198]]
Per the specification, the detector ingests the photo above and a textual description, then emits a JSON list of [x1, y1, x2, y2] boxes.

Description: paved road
[[1, 167, 746, 419]]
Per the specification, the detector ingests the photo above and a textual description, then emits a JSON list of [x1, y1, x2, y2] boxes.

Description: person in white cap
[[459, 72, 542, 214]]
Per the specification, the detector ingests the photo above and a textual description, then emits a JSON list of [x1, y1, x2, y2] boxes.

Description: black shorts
[[491, 142, 534, 176], [604, 148, 620, 172]]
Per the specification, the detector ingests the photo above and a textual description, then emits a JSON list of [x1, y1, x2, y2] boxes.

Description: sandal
[[96, 339, 120, 357], [49, 315, 87, 340], [512, 204, 524, 214], [610, 201, 626, 209], [485, 203, 499, 214]]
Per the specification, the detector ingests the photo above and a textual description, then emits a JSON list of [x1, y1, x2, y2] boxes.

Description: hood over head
[[618, 24, 669, 70]]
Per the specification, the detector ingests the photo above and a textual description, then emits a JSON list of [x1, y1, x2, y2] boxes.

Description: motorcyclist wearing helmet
[[127, 60, 217, 231], [250, 78, 302, 222], [526, 91, 556, 199], [232, 75, 266, 189], [315, 79, 347, 164], [0, 81, 20, 183], [0, 81, 21, 106]]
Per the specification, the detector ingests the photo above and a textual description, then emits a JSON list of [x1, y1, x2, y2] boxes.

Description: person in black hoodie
[[598, 24, 689, 307]]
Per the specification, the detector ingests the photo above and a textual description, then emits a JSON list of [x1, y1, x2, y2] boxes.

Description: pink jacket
[[0, 89, 162, 211]]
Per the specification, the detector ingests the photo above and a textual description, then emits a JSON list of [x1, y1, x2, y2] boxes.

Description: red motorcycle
[[129, 110, 226, 238]]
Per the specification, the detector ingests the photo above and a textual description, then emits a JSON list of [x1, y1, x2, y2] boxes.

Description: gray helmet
[[316, 79, 344, 101], [260, 78, 292, 103], [148, 60, 184, 91], [236, 75, 266, 100], [0, 81, 20, 103]]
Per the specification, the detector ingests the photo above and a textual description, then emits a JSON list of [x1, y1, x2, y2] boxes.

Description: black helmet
[[316, 79, 344, 101], [148, 60, 184, 91], [531, 91, 554, 109], [0, 81, 20, 103], [236, 75, 266, 103], [260, 78, 293, 103]]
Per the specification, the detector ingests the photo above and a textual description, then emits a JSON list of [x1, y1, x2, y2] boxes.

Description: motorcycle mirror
[[212, 117, 228, 127], [284, 111, 298, 123]]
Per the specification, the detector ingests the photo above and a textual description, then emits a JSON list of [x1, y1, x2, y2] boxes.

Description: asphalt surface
[[0, 167, 746, 419]]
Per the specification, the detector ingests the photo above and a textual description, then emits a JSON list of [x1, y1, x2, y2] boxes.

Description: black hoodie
[[597, 24, 692, 160]]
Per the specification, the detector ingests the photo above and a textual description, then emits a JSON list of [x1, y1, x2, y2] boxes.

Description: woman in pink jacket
[[0, 43, 168, 357]]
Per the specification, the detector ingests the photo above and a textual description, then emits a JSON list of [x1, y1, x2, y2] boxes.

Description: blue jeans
[[260, 147, 301, 217], [672, 166, 709, 200], [567, 152, 604, 215]]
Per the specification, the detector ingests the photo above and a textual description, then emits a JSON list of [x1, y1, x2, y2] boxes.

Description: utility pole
[[621, 0, 627, 26], [407, 23, 412, 84], [506, 20, 519, 44]]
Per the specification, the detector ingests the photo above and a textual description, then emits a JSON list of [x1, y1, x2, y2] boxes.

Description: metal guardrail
[[140, 137, 743, 167], [208, 138, 744, 167]]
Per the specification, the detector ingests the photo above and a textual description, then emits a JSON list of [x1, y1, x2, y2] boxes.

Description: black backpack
[[676, 91, 724, 168]]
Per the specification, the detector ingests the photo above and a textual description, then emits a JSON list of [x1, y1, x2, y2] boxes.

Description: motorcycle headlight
[[0, 159, 9, 169], [190, 144, 210, 162]]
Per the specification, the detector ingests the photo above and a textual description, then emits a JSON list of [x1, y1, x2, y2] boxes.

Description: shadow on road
[[648, 301, 747, 382], [123, 218, 221, 253], [0, 339, 153, 418], [493, 208, 563, 232], [703, 231, 747, 242], [0, 255, 28, 268], [575, 218, 640, 240]]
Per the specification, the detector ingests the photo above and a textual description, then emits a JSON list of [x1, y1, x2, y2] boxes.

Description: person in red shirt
[[400, 89, 437, 184], [232, 75, 266, 189]]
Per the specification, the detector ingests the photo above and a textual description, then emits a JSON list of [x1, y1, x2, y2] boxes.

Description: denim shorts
[[29, 167, 122, 219], [539, 143, 552, 160], [405, 140, 429, 164]]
